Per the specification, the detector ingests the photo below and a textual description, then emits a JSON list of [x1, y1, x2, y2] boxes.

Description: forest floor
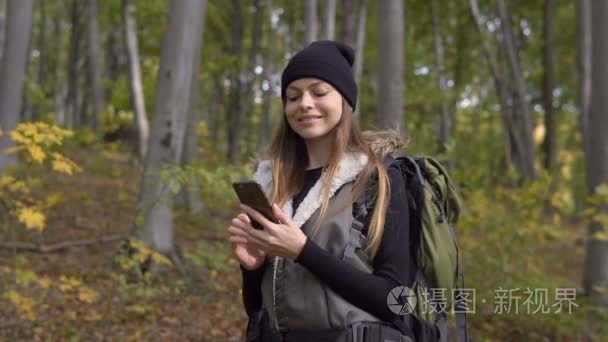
[[0, 143, 248, 341], [0, 142, 605, 341]]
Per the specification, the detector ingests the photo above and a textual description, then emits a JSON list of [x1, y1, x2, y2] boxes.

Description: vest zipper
[[272, 256, 281, 331]]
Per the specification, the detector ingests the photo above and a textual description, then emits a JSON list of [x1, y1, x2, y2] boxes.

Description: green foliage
[[185, 240, 230, 273], [581, 184, 608, 241], [113, 237, 173, 285], [458, 176, 607, 339]]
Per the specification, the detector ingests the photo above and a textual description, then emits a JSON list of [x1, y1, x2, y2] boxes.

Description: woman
[[227, 40, 429, 342]]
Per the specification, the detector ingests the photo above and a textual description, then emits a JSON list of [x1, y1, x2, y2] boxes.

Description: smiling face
[[284, 78, 344, 142]]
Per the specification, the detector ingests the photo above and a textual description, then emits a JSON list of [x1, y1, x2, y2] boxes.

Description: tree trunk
[[31, 0, 47, 122], [542, 0, 556, 171], [123, 0, 150, 160], [305, 0, 317, 44], [324, 0, 336, 40], [179, 0, 207, 214], [0, 0, 34, 170], [87, 0, 104, 132], [226, 0, 244, 164], [0, 0, 5, 60], [341, 0, 357, 47], [353, 0, 366, 119], [582, 0, 608, 305], [496, 0, 537, 180], [258, 3, 276, 152], [65, 0, 83, 129], [107, 27, 127, 81], [376, 0, 404, 133], [209, 77, 223, 143], [53, 4, 67, 127], [137, 0, 206, 255], [469, 0, 517, 173], [577, 0, 591, 162], [430, 0, 451, 154], [240, 0, 263, 157], [257, 58, 274, 151]]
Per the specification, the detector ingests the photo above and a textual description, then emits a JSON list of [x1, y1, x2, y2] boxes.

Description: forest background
[[1, 0, 607, 340]]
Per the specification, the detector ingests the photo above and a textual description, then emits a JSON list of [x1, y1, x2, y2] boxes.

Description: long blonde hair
[[266, 99, 391, 258]]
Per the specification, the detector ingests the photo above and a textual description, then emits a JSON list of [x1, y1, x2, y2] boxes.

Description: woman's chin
[[296, 129, 335, 143]]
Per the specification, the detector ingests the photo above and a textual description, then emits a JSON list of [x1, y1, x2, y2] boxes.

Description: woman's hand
[[228, 213, 266, 271], [239, 203, 308, 261]]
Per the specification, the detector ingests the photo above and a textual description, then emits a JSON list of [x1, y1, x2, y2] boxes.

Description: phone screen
[[232, 181, 280, 230]]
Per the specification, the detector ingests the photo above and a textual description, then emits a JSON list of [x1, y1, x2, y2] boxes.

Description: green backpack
[[349, 156, 468, 341]]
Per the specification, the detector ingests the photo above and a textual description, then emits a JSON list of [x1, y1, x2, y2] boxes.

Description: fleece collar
[[252, 152, 368, 228]]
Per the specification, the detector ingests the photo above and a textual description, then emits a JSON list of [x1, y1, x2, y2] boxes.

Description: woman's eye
[[287, 95, 300, 102], [314, 91, 328, 97]]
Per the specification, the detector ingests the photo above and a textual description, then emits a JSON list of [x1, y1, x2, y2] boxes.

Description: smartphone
[[232, 181, 280, 230]]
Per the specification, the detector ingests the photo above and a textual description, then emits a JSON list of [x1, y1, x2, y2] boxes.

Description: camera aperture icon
[[387, 286, 417, 315]]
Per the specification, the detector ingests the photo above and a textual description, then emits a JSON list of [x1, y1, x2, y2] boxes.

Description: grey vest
[[260, 181, 383, 333]]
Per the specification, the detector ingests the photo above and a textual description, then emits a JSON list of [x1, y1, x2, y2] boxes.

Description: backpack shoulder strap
[[342, 156, 397, 260]]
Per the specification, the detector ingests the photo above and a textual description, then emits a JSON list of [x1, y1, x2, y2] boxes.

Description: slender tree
[[324, 0, 336, 40], [353, 0, 366, 119], [430, 0, 452, 153], [376, 0, 404, 133], [65, 0, 84, 128], [226, 0, 244, 163], [341, 0, 357, 47], [582, 0, 608, 304], [180, 0, 208, 214], [305, 0, 318, 44], [542, 0, 556, 171], [136, 0, 206, 257], [87, 0, 104, 132], [576, 0, 591, 161], [0, 0, 34, 170], [123, 0, 150, 160], [496, 0, 537, 180]]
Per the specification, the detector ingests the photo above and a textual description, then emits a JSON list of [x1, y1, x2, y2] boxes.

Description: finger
[[229, 235, 248, 244], [228, 225, 249, 237], [271, 203, 290, 225], [240, 205, 273, 229], [238, 213, 251, 224], [231, 217, 249, 230]]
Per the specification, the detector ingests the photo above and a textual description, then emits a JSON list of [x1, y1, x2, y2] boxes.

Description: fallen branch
[[0, 234, 127, 253]]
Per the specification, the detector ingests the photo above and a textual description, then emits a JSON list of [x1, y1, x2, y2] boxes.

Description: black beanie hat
[[281, 40, 357, 110]]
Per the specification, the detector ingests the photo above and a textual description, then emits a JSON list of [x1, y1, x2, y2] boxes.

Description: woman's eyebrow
[[286, 81, 324, 91]]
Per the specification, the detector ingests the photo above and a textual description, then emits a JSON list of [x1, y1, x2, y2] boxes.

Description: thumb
[[272, 203, 290, 224]]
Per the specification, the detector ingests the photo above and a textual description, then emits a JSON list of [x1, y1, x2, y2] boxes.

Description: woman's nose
[[299, 91, 314, 109]]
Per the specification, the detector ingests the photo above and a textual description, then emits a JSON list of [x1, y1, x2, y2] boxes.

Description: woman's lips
[[298, 116, 322, 123]]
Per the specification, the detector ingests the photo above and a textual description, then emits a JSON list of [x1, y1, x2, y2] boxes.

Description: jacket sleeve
[[240, 263, 265, 318]]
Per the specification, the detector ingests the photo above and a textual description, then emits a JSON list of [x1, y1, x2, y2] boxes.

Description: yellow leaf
[[51, 159, 74, 175], [38, 277, 53, 289], [84, 311, 103, 322], [17, 207, 46, 231], [150, 252, 172, 267], [5, 290, 38, 321], [592, 229, 608, 241], [27, 145, 46, 163], [9, 131, 30, 144], [58, 275, 81, 292], [78, 287, 99, 303]]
